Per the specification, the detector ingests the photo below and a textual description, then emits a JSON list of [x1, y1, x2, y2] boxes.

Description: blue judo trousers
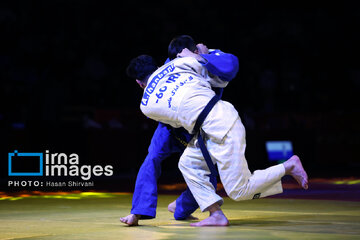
[[130, 122, 207, 220]]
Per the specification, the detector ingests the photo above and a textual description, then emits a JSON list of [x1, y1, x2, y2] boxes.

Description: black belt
[[192, 95, 221, 180]]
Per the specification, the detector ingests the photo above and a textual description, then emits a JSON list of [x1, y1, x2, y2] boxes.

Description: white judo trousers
[[179, 114, 285, 212]]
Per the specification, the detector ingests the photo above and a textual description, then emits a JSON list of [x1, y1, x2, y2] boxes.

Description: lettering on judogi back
[[141, 63, 175, 106]]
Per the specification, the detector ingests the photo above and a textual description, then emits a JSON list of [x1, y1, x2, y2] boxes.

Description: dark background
[[1, 0, 359, 191]]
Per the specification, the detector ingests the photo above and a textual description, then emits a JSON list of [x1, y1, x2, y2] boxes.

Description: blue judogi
[[130, 50, 239, 220]]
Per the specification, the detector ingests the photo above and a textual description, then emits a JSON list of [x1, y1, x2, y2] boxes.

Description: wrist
[[196, 55, 208, 64]]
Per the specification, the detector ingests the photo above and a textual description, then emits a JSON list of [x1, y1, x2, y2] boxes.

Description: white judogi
[[141, 57, 285, 211], [141, 56, 236, 139]]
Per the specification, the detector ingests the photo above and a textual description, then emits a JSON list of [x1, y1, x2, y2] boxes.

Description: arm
[[177, 46, 239, 84], [200, 49, 239, 82], [196, 43, 239, 82]]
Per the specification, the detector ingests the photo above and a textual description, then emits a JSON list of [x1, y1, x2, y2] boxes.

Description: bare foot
[[168, 200, 176, 213], [284, 155, 309, 189], [190, 210, 229, 227], [168, 200, 199, 220], [119, 214, 140, 226]]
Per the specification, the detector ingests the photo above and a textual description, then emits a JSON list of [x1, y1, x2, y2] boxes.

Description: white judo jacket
[[140, 56, 239, 143]]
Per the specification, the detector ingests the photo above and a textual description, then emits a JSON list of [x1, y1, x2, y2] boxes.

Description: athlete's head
[[126, 55, 157, 89], [168, 35, 198, 60]]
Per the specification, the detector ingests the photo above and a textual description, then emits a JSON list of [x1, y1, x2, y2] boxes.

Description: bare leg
[[119, 214, 140, 226], [190, 203, 229, 227], [168, 200, 199, 220], [283, 155, 309, 189]]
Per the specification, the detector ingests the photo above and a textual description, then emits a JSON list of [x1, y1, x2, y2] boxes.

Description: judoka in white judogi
[[140, 55, 287, 212]]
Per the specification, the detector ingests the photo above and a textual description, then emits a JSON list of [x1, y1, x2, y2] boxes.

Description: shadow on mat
[[228, 219, 324, 227], [229, 219, 291, 227]]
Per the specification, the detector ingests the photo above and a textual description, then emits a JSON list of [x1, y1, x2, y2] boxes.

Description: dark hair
[[168, 35, 197, 60], [126, 55, 158, 81]]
